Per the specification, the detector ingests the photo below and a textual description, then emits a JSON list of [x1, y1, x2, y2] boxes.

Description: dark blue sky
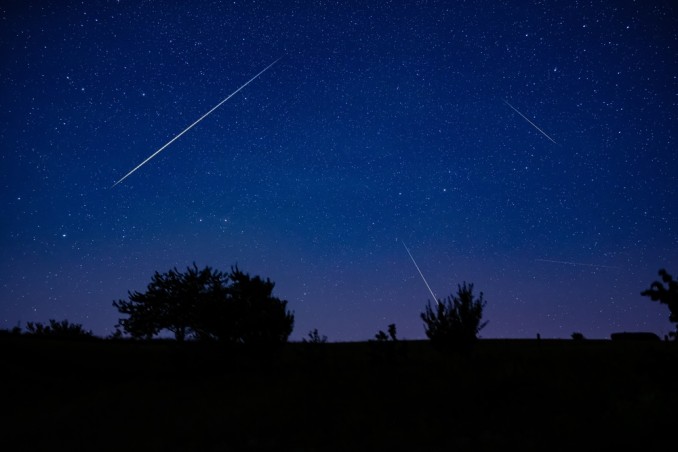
[[1, 0, 676, 340]]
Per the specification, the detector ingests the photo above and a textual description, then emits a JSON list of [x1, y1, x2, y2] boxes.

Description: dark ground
[[2, 335, 676, 451]]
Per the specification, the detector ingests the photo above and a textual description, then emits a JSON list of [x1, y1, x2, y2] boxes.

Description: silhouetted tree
[[113, 264, 294, 345], [197, 266, 294, 346], [421, 282, 488, 349], [24, 319, 94, 339], [113, 263, 228, 341], [641, 269, 678, 339]]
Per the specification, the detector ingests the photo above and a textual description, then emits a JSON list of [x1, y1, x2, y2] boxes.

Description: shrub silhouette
[[374, 323, 398, 342], [113, 263, 294, 345], [300, 328, 328, 365], [388, 323, 397, 341], [24, 319, 94, 339], [641, 269, 678, 339], [571, 332, 585, 341], [374, 330, 389, 342], [421, 282, 488, 349], [303, 328, 328, 344], [370, 323, 405, 363]]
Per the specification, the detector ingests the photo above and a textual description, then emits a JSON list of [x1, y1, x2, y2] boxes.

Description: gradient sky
[[1, 0, 676, 341]]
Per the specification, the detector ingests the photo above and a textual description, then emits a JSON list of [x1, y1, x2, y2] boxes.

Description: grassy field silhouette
[[3, 336, 676, 451]]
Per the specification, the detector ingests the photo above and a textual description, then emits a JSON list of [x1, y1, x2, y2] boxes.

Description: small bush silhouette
[[374, 330, 389, 342], [370, 323, 405, 363], [421, 282, 487, 350], [571, 332, 585, 341], [374, 323, 398, 342], [303, 328, 328, 344], [300, 328, 328, 365]]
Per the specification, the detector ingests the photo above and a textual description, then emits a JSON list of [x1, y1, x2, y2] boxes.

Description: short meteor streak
[[111, 56, 283, 188], [536, 258, 620, 270], [503, 99, 557, 144], [401, 240, 439, 305]]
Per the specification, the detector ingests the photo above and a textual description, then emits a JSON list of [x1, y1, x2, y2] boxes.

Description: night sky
[[1, 0, 676, 341]]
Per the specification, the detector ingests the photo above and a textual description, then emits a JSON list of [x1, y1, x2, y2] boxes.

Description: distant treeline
[[5, 266, 677, 345]]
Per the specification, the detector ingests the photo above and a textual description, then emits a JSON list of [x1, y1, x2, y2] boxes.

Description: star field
[[1, 0, 676, 340]]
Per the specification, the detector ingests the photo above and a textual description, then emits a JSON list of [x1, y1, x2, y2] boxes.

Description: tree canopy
[[113, 263, 294, 345]]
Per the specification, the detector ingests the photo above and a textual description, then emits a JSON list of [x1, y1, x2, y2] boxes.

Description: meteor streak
[[536, 258, 620, 270], [111, 56, 283, 188], [503, 99, 557, 144], [401, 240, 439, 305]]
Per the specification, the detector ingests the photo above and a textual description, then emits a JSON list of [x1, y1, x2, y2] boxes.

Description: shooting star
[[503, 99, 557, 144], [536, 259, 620, 270], [401, 240, 439, 305], [111, 56, 283, 188]]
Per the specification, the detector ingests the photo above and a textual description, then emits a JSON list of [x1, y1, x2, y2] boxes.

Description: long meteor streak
[[111, 56, 283, 188], [503, 99, 557, 144], [401, 240, 439, 305]]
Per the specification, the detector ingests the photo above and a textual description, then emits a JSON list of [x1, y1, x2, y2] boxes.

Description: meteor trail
[[401, 240, 439, 305], [111, 56, 283, 188], [536, 258, 620, 270], [503, 99, 557, 144]]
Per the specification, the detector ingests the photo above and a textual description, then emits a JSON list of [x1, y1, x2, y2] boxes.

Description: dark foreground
[[2, 336, 677, 451]]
